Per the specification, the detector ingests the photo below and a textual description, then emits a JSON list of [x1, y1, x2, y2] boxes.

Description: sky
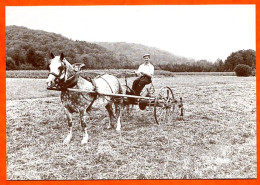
[[6, 5, 256, 62]]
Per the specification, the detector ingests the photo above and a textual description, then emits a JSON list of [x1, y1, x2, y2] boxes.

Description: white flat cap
[[143, 54, 150, 58]]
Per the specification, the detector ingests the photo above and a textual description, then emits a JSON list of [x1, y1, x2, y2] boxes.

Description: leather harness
[[48, 60, 115, 112]]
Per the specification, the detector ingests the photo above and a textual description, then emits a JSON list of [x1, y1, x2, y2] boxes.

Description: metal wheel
[[154, 87, 179, 125]]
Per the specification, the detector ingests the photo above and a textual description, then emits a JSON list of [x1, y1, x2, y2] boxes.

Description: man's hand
[[141, 72, 152, 78], [134, 71, 140, 77]]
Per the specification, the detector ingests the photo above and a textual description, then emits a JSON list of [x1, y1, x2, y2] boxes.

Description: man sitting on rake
[[132, 53, 154, 96]]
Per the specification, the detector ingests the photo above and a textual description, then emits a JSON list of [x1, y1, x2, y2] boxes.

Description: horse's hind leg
[[80, 109, 88, 145], [105, 103, 115, 129], [63, 107, 73, 145], [115, 103, 122, 131]]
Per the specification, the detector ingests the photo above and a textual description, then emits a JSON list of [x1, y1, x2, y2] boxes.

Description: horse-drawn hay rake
[[46, 54, 184, 145], [47, 55, 183, 130], [67, 84, 184, 125]]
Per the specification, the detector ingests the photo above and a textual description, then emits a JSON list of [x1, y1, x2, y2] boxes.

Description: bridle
[[48, 60, 66, 88]]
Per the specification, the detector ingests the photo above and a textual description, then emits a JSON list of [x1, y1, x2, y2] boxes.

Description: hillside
[[6, 26, 130, 70], [96, 42, 196, 66], [6, 26, 196, 70]]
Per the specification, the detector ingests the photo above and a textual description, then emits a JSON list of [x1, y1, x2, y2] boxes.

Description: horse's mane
[[63, 58, 76, 79], [63, 58, 72, 68]]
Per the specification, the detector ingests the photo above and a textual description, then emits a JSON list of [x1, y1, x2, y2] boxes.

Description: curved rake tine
[[158, 93, 163, 98], [158, 107, 166, 122]]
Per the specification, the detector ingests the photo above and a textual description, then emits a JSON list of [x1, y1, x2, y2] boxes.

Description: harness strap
[[86, 75, 118, 112], [85, 78, 98, 112], [99, 76, 114, 94], [48, 72, 61, 78]]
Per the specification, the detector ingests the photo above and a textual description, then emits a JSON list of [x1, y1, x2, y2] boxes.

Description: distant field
[[6, 69, 175, 79], [6, 75, 256, 179], [174, 72, 235, 76], [6, 70, 236, 79]]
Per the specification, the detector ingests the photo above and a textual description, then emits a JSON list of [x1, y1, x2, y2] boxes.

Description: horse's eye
[[59, 66, 64, 71]]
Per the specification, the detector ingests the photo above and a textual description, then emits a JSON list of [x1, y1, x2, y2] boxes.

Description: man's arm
[[135, 65, 143, 77], [140, 72, 152, 78]]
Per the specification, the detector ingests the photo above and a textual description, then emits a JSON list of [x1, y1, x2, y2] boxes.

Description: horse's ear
[[80, 64, 86, 70], [60, 53, 64, 61], [50, 53, 55, 59]]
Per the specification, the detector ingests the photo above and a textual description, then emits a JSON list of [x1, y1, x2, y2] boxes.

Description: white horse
[[46, 53, 123, 145]]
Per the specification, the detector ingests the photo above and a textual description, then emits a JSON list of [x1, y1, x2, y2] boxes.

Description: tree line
[[158, 49, 255, 72]]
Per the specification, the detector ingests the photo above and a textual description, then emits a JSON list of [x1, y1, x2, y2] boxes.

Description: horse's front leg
[[63, 107, 73, 145], [80, 109, 88, 145]]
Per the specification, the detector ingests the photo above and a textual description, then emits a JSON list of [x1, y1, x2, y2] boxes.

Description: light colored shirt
[[137, 62, 154, 77]]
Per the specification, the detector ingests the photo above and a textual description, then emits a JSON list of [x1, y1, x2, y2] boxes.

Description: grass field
[[6, 75, 256, 180]]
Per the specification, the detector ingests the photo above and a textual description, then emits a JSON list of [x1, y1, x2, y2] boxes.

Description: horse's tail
[[116, 77, 123, 94]]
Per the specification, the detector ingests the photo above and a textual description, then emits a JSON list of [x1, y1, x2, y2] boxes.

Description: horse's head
[[46, 53, 67, 89]]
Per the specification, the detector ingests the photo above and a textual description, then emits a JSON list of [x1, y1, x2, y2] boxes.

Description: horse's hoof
[[81, 138, 88, 145], [106, 123, 115, 129], [81, 141, 87, 145], [63, 135, 72, 145], [63, 139, 70, 145], [116, 127, 121, 131], [85, 146, 91, 152]]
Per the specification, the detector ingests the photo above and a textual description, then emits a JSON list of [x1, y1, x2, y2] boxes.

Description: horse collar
[[60, 73, 79, 90]]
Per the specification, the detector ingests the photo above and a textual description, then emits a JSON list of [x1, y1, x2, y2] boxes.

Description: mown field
[[6, 75, 256, 180]]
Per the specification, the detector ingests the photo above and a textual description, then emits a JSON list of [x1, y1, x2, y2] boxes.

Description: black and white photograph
[[6, 5, 256, 180]]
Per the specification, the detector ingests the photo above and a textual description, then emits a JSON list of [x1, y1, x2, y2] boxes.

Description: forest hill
[[6, 26, 255, 72]]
